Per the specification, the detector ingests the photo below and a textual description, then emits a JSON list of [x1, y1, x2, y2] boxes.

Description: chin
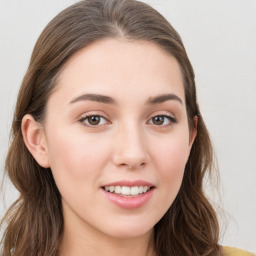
[[99, 216, 156, 239], [106, 227, 153, 240]]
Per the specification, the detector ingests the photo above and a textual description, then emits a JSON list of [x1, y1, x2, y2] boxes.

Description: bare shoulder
[[223, 246, 255, 256]]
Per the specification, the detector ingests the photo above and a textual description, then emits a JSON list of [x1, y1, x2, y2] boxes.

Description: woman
[[0, 0, 254, 255]]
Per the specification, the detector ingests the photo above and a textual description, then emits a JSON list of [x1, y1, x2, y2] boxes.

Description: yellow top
[[223, 246, 255, 256]]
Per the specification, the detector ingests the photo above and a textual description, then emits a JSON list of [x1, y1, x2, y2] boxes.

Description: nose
[[112, 123, 149, 170]]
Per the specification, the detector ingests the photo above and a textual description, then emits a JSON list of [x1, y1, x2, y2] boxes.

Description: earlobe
[[21, 114, 50, 168]]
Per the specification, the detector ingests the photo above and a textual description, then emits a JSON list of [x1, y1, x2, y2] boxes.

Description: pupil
[[89, 116, 100, 125], [153, 116, 164, 125]]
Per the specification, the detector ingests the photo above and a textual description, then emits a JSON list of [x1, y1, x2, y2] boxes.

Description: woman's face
[[42, 39, 196, 239]]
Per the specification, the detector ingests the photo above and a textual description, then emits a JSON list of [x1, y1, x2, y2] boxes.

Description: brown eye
[[87, 116, 101, 125], [148, 115, 177, 126], [152, 116, 165, 125], [79, 115, 108, 126]]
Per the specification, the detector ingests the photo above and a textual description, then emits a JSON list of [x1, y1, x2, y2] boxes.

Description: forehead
[[51, 38, 185, 105]]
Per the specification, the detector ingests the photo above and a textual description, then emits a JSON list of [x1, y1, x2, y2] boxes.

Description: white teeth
[[121, 186, 130, 195], [103, 185, 151, 196], [130, 186, 139, 195], [114, 186, 121, 194], [143, 186, 148, 193]]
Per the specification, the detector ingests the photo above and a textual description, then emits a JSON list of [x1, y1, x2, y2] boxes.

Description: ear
[[188, 115, 198, 154], [21, 114, 50, 168]]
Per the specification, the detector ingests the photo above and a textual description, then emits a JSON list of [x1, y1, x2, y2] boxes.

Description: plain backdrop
[[0, 0, 255, 253]]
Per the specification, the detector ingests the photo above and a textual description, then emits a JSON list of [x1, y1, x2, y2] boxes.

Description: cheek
[[155, 137, 189, 173], [151, 134, 190, 191], [145, 134, 190, 219], [46, 129, 111, 181]]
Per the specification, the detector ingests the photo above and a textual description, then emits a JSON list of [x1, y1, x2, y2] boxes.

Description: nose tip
[[114, 156, 147, 170], [112, 127, 148, 170]]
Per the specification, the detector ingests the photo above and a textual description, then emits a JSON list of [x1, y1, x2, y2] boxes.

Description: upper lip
[[101, 180, 155, 188]]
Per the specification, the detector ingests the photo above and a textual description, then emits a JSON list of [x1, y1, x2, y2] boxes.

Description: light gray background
[[0, 0, 255, 253]]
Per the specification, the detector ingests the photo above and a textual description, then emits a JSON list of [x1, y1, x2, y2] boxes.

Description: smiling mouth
[[102, 185, 153, 197]]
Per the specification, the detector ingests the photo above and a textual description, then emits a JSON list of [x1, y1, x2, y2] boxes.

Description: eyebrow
[[70, 93, 116, 104], [69, 93, 183, 105], [147, 93, 183, 105]]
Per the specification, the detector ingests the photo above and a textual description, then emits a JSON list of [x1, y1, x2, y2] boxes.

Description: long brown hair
[[1, 0, 222, 255]]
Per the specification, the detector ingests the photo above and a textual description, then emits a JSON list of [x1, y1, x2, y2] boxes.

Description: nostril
[[128, 162, 146, 170], [118, 162, 146, 170]]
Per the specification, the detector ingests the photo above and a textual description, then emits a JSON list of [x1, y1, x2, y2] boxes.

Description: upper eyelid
[[79, 111, 110, 119], [79, 114, 109, 121], [147, 110, 176, 119]]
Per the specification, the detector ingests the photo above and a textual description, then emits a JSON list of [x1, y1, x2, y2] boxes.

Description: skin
[[22, 38, 197, 256]]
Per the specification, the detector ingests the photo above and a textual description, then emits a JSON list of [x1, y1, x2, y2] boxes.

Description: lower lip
[[101, 188, 154, 210]]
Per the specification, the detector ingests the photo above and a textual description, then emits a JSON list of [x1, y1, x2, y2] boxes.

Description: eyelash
[[147, 115, 177, 126], [78, 115, 110, 127], [78, 114, 177, 127]]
